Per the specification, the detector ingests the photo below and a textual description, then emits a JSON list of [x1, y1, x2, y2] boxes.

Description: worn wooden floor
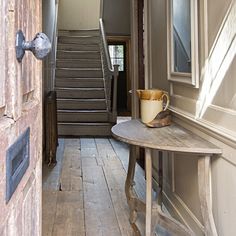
[[42, 137, 170, 236]]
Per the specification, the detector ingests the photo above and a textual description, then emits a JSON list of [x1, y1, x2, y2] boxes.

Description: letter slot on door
[[6, 128, 30, 203]]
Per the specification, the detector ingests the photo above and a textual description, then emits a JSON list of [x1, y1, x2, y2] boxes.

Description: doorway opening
[[108, 37, 131, 116]]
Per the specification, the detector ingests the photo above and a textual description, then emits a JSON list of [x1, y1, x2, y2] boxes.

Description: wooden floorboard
[[52, 191, 85, 236], [83, 165, 121, 235], [42, 139, 65, 191], [42, 137, 170, 236], [42, 191, 58, 236], [60, 139, 82, 191]]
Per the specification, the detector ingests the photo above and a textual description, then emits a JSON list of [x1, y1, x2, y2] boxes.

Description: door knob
[[16, 30, 51, 62]]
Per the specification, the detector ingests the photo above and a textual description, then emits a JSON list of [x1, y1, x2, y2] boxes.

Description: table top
[[111, 119, 222, 155]]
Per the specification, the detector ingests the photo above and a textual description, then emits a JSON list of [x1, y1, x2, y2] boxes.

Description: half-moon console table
[[111, 119, 222, 236]]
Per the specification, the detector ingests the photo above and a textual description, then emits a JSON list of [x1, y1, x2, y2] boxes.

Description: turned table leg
[[125, 146, 138, 223], [198, 155, 218, 236]]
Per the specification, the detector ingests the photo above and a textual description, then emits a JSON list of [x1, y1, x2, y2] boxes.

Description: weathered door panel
[[0, 0, 6, 118], [0, 0, 43, 235]]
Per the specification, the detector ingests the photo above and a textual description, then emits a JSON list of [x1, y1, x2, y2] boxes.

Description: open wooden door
[[0, 0, 45, 235]]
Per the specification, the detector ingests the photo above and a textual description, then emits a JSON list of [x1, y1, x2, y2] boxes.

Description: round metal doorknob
[[16, 30, 51, 62]]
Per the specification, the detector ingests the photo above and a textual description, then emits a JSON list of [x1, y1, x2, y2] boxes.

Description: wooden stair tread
[[56, 68, 102, 71], [57, 57, 101, 59], [57, 110, 108, 113], [58, 122, 112, 125], [56, 87, 104, 90], [56, 29, 113, 136], [57, 98, 106, 101], [57, 50, 100, 53], [55, 78, 104, 81]]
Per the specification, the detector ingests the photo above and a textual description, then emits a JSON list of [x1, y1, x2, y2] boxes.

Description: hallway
[[42, 137, 148, 236]]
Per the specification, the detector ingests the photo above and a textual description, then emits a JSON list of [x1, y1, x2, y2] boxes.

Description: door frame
[[107, 36, 131, 115]]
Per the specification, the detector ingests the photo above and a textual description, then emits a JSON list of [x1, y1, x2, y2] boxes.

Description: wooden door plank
[[0, 0, 6, 114]]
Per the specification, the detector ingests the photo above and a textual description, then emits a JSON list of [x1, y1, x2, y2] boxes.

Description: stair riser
[[58, 124, 112, 137], [58, 36, 100, 44], [56, 90, 105, 99], [57, 44, 100, 51], [58, 112, 109, 122], [56, 78, 104, 88], [56, 60, 102, 68], [57, 51, 100, 60], [57, 100, 106, 110], [56, 69, 103, 78], [58, 30, 100, 37], [56, 30, 113, 137]]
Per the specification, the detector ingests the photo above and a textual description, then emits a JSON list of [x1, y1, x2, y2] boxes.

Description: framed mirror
[[167, 0, 199, 87]]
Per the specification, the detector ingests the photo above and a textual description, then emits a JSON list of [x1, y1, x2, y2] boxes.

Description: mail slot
[[6, 128, 30, 203]]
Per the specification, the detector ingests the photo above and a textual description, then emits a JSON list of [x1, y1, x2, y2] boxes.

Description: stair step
[[56, 68, 103, 78], [56, 59, 102, 68], [56, 29, 113, 137], [58, 36, 100, 44], [56, 78, 104, 88], [57, 110, 109, 122], [57, 50, 100, 59], [56, 88, 105, 99], [57, 43, 100, 51], [57, 99, 107, 110], [58, 29, 100, 37], [58, 122, 112, 137]]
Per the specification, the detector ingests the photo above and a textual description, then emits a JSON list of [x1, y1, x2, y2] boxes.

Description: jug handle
[[136, 90, 142, 98], [162, 93, 170, 111]]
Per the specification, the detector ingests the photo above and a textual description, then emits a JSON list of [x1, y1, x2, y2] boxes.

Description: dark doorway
[[138, 0, 145, 90], [137, 0, 145, 170], [108, 38, 131, 116]]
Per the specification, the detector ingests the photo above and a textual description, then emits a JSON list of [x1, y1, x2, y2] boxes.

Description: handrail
[[99, 18, 119, 123], [99, 18, 113, 72], [51, 0, 59, 90]]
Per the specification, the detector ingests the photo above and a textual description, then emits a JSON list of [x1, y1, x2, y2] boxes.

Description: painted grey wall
[[58, 0, 100, 30], [103, 0, 131, 36], [43, 0, 56, 42], [150, 0, 170, 91], [42, 0, 57, 92]]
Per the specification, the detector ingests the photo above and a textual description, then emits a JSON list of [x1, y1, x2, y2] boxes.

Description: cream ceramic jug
[[137, 89, 169, 124]]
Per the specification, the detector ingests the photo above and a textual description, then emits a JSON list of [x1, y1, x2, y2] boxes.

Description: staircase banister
[[112, 64, 119, 120], [99, 18, 113, 73]]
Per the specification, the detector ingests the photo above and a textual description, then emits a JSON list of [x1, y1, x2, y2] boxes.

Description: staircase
[[55, 29, 116, 136]]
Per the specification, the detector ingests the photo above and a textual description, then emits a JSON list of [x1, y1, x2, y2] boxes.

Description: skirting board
[[162, 187, 204, 236]]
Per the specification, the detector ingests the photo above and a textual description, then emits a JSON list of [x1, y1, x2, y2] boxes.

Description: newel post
[[112, 64, 119, 122]]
